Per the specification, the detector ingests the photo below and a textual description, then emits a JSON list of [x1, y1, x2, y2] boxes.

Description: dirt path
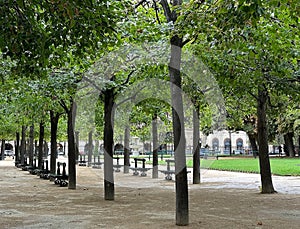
[[1, 158, 299, 229]]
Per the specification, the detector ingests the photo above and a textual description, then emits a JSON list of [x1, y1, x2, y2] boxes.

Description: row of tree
[[0, 0, 299, 226]]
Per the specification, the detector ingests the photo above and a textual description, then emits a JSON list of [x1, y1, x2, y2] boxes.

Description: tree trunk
[[193, 105, 200, 184], [283, 132, 295, 157], [28, 125, 34, 167], [0, 139, 4, 160], [75, 131, 80, 162], [88, 131, 93, 166], [123, 125, 130, 174], [34, 140, 38, 167], [20, 126, 26, 165], [161, 0, 189, 221], [103, 89, 115, 200], [247, 132, 258, 157], [169, 37, 189, 225], [38, 122, 44, 169], [67, 99, 77, 189], [152, 114, 159, 179], [257, 87, 276, 193], [50, 111, 59, 174], [15, 132, 20, 165], [43, 140, 49, 158], [298, 135, 300, 157]]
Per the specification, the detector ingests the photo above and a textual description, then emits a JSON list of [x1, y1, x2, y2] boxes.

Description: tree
[[186, 1, 300, 193], [160, 0, 189, 225], [0, 0, 131, 190]]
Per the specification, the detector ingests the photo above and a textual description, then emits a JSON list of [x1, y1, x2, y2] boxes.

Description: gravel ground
[[0, 157, 299, 229]]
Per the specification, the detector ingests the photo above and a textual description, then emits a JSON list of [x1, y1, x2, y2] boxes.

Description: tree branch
[[160, 0, 174, 22], [182, 34, 199, 46], [120, 70, 135, 87], [59, 99, 69, 113], [135, 0, 148, 8], [153, 0, 161, 24], [82, 75, 103, 93], [115, 85, 147, 107]]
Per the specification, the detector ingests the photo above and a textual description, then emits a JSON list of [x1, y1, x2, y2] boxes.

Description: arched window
[[236, 138, 243, 150], [224, 138, 231, 154], [224, 138, 231, 150], [212, 138, 219, 150]]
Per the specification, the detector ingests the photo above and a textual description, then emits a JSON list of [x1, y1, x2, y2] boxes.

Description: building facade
[[185, 129, 250, 155]]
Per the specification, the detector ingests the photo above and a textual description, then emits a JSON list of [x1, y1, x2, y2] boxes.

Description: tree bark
[[88, 131, 93, 166], [160, 0, 189, 224], [193, 105, 200, 184], [283, 132, 295, 157], [257, 87, 276, 193], [152, 114, 159, 179], [247, 132, 258, 156], [34, 140, 38, 167], [15, 132, 20, 165], [75, 131, 80, 162], [38, 122, 44, 169], [103, 88, 115, 200], [298, 135, 300, 157], [28, 125, 34, 167], [123, 125, 130, 174], [0, 139, 4, 160], [170, 37, 189, 226], [50, 111, 59, 174], [20, 126, 26, 165], [67, 99, 77, 189]]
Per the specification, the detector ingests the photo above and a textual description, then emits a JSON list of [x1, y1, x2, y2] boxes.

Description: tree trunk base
[[123, 166, 129, 174], [261, 190, 277, 194], [104, 180, 115, 200]]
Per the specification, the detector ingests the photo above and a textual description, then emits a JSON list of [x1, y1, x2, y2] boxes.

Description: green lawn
[[187, 158, 300, 176]]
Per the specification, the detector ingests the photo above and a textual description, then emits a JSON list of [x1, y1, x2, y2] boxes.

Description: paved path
[[2, 157, 299, 194], [200, 169, 300, 194], [1, 157, 300, 229]]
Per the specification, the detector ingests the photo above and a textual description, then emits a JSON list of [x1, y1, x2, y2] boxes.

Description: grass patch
[[187, 158, 300, 176]]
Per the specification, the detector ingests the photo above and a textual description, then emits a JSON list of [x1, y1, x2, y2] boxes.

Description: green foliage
[[186, 0, 300, 139], [0, 0, 130, 74], [0, 0, 132, 140], [120, 3, 171, 43]]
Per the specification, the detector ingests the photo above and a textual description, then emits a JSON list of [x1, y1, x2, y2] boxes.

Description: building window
[[212, 138, 219, 151], [236, 138, 243, 150], [224, 138, 231, 150]]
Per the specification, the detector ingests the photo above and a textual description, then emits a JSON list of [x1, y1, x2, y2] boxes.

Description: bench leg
[[133, 169, 139, 176], [141, 172, 147, 177], [165, 174, 172, 180]]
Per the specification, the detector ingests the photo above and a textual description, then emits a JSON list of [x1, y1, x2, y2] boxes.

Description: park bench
[[49, 162, 68, 187], [130, 158, 151, 176], [33, 159, 48, 176], [89, 156, 103, 169], [159, 159, 191, 180], [78, 160, 87, 166], [23, 165, 34, 172], [23, 158, 37, 173], [113, 156, 122, 172], [39, 160, 51, 179], [78, 155, 87, 166], [20, 159, 30, 171], [159, 159, 175, 180], [29, 160, 39, 175], [28, 158, 39, 175], [15, 160, 22, 168]]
